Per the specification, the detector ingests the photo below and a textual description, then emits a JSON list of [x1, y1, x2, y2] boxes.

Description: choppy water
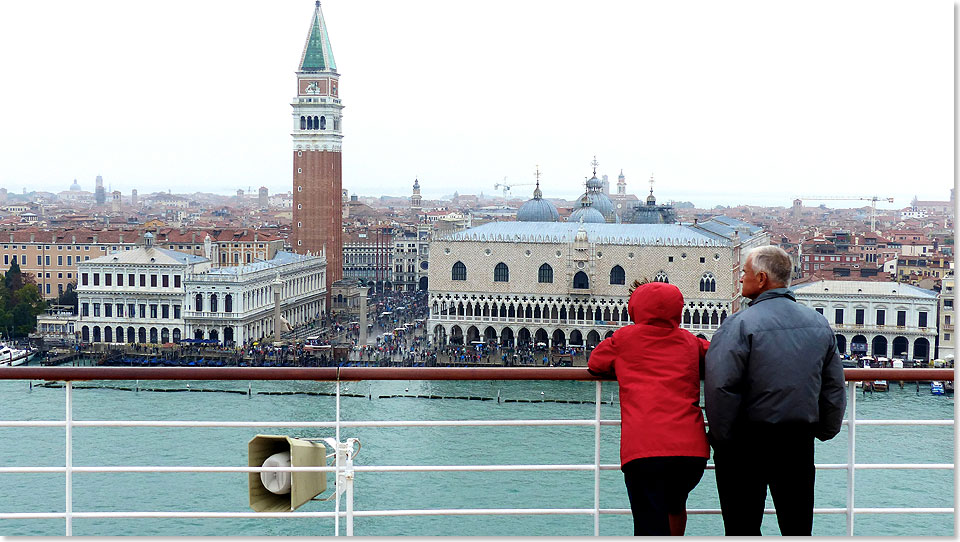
[[0, 375, 953, 536]]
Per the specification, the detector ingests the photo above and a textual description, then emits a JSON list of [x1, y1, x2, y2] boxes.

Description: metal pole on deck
[[593, 381, 601, 536], [65, 382, 73, 536], [846, 383, 857, 536]]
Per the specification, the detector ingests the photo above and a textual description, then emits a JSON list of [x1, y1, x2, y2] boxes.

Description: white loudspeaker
[[248, 434, 328, 512]]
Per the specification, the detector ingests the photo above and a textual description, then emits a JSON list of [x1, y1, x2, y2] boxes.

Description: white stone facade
[[75, 244, 326, 347], [937, 274, 954, 360], [184, 252, 327, 345], [793, 279, 939, 361], [76, 242, 211, 345], [427, 219, 768, 347]]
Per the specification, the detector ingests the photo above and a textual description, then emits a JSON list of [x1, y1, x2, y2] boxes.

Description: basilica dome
[[586, 191, 615, 218], [516, 183, 559, 222], [568, 194, 606, 224]]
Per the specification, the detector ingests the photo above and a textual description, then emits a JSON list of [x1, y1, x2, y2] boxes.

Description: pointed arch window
[[494, 262, 509, 282], [300, 116, 306, 130], [573, 271, 589, 289], [307, 116, 313, 130], [699, 272, 716, 292], [452, 261, 467, 281], [538, 263, 553, 283], [654, 271, 669, 283], [610, 265, 625, 285], [319, 116, 326, 130]]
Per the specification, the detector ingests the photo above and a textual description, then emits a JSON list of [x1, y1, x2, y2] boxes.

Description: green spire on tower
[[299, 1, 337, 72]]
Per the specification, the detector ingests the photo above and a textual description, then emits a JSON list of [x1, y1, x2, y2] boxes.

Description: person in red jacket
[[588, 280, 710, 536]]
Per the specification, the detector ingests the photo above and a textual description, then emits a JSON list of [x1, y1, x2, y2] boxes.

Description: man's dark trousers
[[712, 423, 816, 535]]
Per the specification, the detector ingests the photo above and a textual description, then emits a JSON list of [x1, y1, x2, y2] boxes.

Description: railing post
[[846, 382, 857, 536], [65, 381, 73, 536], [594, 381, 601, 536], [345, 439, 358, 536], [334, 379, 342, 536]]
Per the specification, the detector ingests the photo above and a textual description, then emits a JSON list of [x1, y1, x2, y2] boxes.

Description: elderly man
[[705, 245, 846, 535]]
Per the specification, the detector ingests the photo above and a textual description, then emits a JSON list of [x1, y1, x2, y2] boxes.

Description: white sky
[[0, 0, 953, 209]]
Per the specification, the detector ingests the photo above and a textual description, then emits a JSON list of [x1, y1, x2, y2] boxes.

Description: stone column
[[272, 275, 283, 343], [358, 286, 368, 347]]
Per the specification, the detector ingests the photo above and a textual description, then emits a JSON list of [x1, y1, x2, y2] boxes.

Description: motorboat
[[872, 380, 889, 392], [930, 381, 944, 395], [0, 344, 37, 367]]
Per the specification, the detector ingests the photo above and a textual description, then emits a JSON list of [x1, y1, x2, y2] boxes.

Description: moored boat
[[930, 381, 944, 395], [0, 344, 37, 367], [873, 380, 889, 392]]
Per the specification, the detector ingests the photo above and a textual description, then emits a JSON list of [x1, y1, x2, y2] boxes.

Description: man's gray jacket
[[704, 288, 847, 447]]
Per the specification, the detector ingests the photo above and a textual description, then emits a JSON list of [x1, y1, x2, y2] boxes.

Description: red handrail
[[0, 366, 953, 382]]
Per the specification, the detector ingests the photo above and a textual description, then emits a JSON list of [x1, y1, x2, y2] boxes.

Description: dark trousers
[[623, 456, 707, 536], [712, 424, 816, 536]]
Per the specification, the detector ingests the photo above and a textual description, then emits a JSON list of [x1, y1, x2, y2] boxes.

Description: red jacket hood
[[627, 282, 684, 328]]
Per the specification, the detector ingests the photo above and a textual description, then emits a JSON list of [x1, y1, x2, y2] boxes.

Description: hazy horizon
[[0, 1, 952, 211]]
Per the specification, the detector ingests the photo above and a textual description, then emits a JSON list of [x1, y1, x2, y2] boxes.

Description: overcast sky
[[0, 0, 953, 209]]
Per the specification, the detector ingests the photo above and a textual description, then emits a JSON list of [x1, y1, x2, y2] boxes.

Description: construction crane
[[795, 195, 895, 232], [493, 177, 536, 200]]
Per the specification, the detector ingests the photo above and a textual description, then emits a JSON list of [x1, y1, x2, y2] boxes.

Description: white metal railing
[[0, 370, 954, 536]]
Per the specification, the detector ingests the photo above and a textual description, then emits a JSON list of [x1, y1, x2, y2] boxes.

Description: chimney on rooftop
[[29, 233, 34, 243]]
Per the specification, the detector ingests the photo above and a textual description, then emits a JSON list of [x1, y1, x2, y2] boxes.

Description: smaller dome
[[569, 206, 606, 224], [569, 194, 605, 224], [517, 198, 559, 222], [517, 181, 559, 222], [586, 175, 603, 190], [70, 179, 82, 191], [413, 178, 420, 190]]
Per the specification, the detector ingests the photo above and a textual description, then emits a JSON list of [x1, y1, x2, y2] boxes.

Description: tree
[[3, 260, 23, 292], [11, 284, 45, 337]]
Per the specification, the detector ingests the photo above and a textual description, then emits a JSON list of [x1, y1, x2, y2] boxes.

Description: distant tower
[[601, 174, 610, 195], [617, 170, 626, 196], [258, 186, 269, 209], [95, 175, 106, 204], [236, 188, 245, 202], [411, 178, 422, 213], [291, 0, 343, 303], [792, 198, 802, 219], [131, 189, 138, 207], [111, 190, 122, 213]]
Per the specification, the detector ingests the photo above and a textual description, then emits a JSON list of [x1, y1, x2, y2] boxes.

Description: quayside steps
[[0, 366, 954, 536]]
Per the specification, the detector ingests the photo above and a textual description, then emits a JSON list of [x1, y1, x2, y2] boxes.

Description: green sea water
[[0, 376, 953, 536]]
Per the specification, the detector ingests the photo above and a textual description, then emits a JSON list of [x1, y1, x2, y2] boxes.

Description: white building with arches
[[76, 234, 212, 345], [793, 280, 938, 361], [184, 251, 327, 346], [75, 237, 326, 347], [427, 218, 767, 349]]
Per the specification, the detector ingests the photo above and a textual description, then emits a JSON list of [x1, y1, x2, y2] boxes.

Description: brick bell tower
[[292, 1, 343, 305]]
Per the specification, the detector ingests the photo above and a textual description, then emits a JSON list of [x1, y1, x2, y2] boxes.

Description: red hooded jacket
[[588, 282, 710, 466]]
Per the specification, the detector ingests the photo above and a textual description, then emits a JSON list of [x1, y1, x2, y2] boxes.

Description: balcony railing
[[0, 367, 953, 536]]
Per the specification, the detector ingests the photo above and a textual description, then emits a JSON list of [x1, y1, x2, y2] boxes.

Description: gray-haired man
[[704, 245, 846, 535]]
